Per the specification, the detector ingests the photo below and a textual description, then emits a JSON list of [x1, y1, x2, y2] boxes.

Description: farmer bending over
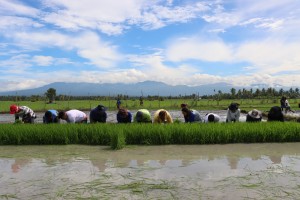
[[153, 109, 173, 124], [43, 110, 59, 123], [10, 104, 36, 124], [90, 105, 107, 123], [134, 109, 152, 123], [204, 113, 220, 123], [226, 103, 240, 122], [181, 107, 202, 123], [268, 106, 284, 122], [117, 108, 132, 123], [58, 110, 87, 123], [246, 109, 262, 122]]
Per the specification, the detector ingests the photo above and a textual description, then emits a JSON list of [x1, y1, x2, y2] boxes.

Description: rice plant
[[0, 122, 299, 150]]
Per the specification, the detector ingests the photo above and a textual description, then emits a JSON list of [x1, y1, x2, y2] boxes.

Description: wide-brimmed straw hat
[[248, 109, 262, 119]]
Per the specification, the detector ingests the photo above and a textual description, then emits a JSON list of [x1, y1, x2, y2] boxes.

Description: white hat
[[248, 109, 262, 119]]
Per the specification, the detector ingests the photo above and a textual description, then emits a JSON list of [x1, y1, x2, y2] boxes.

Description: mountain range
[[0, 81, 235, 96]]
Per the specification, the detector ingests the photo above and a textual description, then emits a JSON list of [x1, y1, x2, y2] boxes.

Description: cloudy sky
[[0, 0, 300, 92]]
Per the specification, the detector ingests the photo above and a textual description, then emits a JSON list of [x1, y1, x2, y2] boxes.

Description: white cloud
[[0, 0, 40, 17], [0, 80, 46, 92], [202, 0, 299, 32], [7, 31, 121, 68], [40, 0, 209, 34], [32, 56, 54, 66], [0, 16, 43, 30], [166, 37, 233, 62], [235, 40, 300, 74]]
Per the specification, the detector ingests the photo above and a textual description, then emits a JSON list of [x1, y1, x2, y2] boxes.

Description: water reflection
[[0, 144, 300, 199]]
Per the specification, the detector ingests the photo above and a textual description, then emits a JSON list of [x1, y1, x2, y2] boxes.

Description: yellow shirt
[[153, 109, 173, 123]]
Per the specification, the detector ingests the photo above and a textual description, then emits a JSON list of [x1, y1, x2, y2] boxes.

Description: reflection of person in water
[[227, 157, 238, 169], [11, 159, 31, 173], [90, 159, 108, 172], [269, 155, 282, 164]]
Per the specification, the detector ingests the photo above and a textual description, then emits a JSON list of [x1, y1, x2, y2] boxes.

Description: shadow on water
[[0, 143, 300, 199]]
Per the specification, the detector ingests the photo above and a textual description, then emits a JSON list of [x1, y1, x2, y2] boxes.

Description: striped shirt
[[15, 106, 36, 119]]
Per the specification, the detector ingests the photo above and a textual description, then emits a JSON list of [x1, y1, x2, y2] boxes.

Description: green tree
[[230, 88, 236, 98], [45, 88, 56, 103]]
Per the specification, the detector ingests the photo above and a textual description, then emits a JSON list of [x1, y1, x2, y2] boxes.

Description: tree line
[[0, 87, 299, 102], [202, 87, 300, 100]]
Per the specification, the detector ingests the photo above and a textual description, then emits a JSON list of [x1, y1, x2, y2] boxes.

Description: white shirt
[[226, 109, 240, 122], [285, 100, 290, 107], [66, 110, 87, 123], [204, 113, 220, 123]]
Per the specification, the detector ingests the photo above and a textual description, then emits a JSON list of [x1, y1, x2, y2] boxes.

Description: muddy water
[[0, 144, 300, 199], [0, 110, 248, 123]]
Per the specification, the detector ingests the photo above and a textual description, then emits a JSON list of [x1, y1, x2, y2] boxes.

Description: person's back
[[204, 113, 220, 123], [153, 109, 173, 123], [43, 110, 59, 123], [59, 110, 87, 123], [268, 106, 284, 122], [117, 108, 132, 123], [182, 108, 202, 123], [134, 109, 152, 123], [10, 105, 36, 123], [246, 109, 262, 122], [90, 105, 107, 123], [226, 103, 240, 122]]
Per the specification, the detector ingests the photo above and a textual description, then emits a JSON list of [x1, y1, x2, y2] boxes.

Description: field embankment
[[1, 99, 299, 113]]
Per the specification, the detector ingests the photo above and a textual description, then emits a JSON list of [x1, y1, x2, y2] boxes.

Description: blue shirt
[[117, 111, 132, 123], [43, 110, 59, 123]]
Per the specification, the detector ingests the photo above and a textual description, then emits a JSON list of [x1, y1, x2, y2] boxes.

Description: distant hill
[[0, 81, 235, 96]]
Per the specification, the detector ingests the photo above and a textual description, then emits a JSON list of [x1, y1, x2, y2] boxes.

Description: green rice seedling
[[110, 128, 125, 150], [0, 122, 300, 146]]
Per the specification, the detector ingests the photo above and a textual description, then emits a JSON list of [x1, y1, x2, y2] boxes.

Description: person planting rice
[[43, 110, 59, 123], [117, 108, 132, 123], [116, 98, 121, 109], [246, 109, 262, 122], [58, 110, 87, 123], [280, 96, 286, 111], [284, 98, 295, 113], [153, 109, 173, 123], [89, 105, 107, 123], [226, 103, 240, 122], [181, 107, 202, 123], [180, 103, 188, 109], [204, 113, 220, 123], [134, 109, 152, 123], [268, 106, 284, 122], [9, 104, 36, 124]]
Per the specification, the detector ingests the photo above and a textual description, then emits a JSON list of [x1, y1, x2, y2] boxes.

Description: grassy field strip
[[1, 99, 299, 113]]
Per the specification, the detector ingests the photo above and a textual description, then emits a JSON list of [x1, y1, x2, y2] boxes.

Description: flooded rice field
[[1, 144, 300, 199], [0, 110, 248, 123]]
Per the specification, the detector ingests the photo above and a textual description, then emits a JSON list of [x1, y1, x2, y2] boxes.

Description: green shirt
[[133, 109, 152, 123]]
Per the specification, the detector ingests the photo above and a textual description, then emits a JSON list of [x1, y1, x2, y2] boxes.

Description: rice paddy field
[[1, 99, 300, 199], [1, 98, 299, 113]]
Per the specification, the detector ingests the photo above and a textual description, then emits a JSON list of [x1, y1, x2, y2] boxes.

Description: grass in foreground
[[0, 122, 300, 149]]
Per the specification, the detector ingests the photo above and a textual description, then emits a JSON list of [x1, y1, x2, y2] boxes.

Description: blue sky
[[0, 0, 300, 92]]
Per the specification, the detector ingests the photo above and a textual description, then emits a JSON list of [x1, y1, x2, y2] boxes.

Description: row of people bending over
[[8, 103, 284, 124]]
